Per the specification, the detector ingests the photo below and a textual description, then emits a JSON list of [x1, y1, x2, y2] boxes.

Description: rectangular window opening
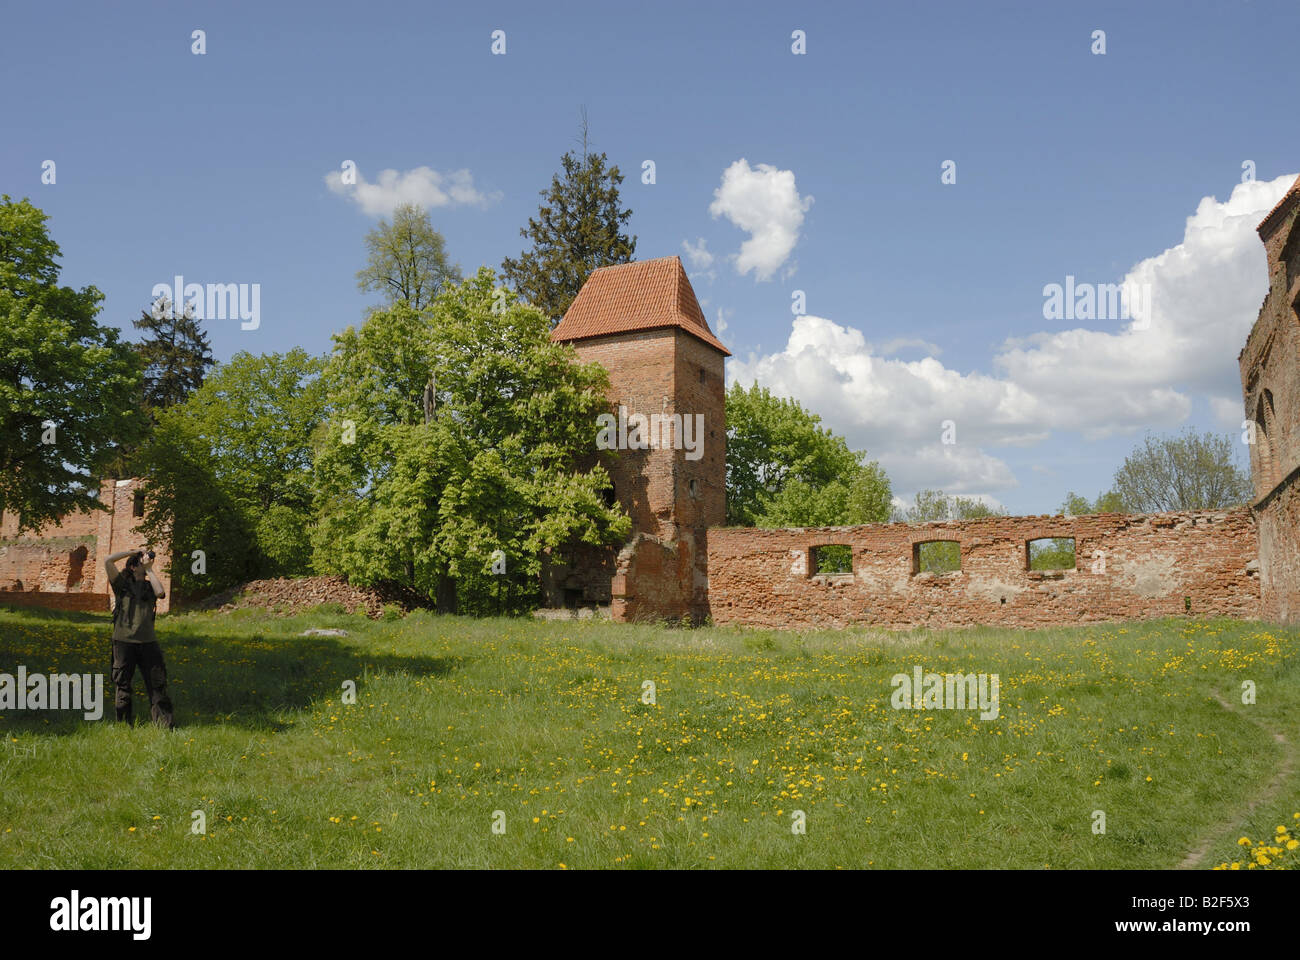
[[811, 544, 852, 575], [1027, 537, 1076, 571], [913, 540, 961, 574], [132, 490, 145, 518]]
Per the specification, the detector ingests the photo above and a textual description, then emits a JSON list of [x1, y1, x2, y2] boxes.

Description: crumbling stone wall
[[705, 510, 1259, 630], [0, 478, 171, 614]]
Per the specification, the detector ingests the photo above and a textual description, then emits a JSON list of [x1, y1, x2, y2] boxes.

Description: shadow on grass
[[0, 607, 459, 735]]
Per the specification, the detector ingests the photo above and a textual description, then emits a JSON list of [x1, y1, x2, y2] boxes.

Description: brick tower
[[1239, 173, 1300, 622], [549, 256, 729, 620]]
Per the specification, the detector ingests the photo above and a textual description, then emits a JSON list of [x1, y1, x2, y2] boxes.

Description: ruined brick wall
[[1255, 468, 1300, 623], [673, 330, 727, 535], [673, 331, 725, 619], [543, 329, 679, 608], [0, 478, 172, 615], [0, 590, 112, 613], [1240, 176, 1300, 623], [705, 510, 1260, 630], [610, 533, 693, 623], [560, 328, 726, 620], [573, 329, 681, 538]]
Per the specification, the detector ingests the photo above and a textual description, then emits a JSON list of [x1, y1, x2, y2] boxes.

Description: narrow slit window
[[132, 490, 145, 518]]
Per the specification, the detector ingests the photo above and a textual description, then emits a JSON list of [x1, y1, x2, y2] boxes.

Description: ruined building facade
[[548, 187, 1300, 627], [1240, 176, 1300, 624], [547, 256, 728, 622], [5, 179, 1300, 628], [0, 478, 172, 614]]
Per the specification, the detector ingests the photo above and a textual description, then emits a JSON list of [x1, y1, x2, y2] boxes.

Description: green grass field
[[1, 605, 1297, 869]]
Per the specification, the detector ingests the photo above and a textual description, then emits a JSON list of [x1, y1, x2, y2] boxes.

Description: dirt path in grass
[[1176, 688, 1294, 870]]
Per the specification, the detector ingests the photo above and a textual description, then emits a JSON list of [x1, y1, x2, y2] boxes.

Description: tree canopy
[[725, 382, 892, 527], [357, 203, 461, 311], [0, 196, 145, 532], [311, 267, 630, 613], [1112, 430, 1251, 512], [501, 134, 635, 324], [134, 298, 215, 413], [900, 489, 1006, 523], [136, 349, 327, 594], [1059, 489, 1127, 515]]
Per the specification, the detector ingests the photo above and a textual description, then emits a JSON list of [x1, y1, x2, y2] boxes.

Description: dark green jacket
[[111, 572, 158, 643]]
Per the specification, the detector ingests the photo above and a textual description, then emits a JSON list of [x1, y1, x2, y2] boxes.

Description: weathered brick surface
[[1255, 467, 1300, 623], [0, 479, 172, 614], [705, 511, 1260, 630], [557, 326, 726, 619], [1241, 175, 1300, 623], [610, 533, 692, 622], [0, 591, 111, 613], [571, 329, 684, 538]]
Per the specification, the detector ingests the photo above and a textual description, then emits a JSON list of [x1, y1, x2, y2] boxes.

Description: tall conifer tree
[[502, 114, 636, 324]]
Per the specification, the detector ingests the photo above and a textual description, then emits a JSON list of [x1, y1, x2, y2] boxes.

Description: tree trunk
[[436, 573, 457, 615]]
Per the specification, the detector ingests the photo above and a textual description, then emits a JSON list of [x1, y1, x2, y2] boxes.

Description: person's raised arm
[[142, 553, 165, 600], [103, 548, 139, 584]]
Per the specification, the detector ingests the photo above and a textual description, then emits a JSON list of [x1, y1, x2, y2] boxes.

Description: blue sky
[[3, 0, 1298, 513]]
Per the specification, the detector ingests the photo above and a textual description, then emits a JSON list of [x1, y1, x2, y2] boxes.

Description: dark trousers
[[111, 640, 175, 729]]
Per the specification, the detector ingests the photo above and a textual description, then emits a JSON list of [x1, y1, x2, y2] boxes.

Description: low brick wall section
[[705, 509, 1261, 630], [0, 590, 111, 614], [611, 534, 693, 623]]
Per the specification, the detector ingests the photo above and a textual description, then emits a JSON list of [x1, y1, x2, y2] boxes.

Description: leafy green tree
[[1059, 489, 1126, 515], [312, 267, 630, 613], [726, 382, 891, 527], [0, 196, 145, 532], [1028, 539, 1076, 571], [755, 464, 893, 527], [501, 127, 635, 323], [1112, 429, 1251, 513], [136, 349, 327, 594], [357, 203, 461, 311], [900, 489, 1005, 523], [901, 490, 1007, 572], [103, 298, 216, 478]]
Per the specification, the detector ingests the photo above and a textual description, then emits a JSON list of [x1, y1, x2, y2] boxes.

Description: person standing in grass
[[103, 546, 175, 729]]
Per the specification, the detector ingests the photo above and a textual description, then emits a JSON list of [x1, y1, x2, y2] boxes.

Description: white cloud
[[993, 173, 1296, 439], [730, 314, 1037, 494], [682, 237, 714, 270], [325, 165, 501, 216], [715, 306, 730, 335], [709, 159, 813, 281], [729, 174, 1296, 501], [878, 337, 943, 358]]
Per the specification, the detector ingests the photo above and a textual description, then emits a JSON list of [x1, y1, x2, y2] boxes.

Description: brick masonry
[[1240, 175, 1300, 624], [705, 510, 1260, 630], [0, 478, 172, 615], [548, 322, 726, 621]]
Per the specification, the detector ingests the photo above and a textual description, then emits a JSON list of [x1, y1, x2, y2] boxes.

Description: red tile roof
[[551, 256, 731, 355], [1258, 173, 1300, 235]]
